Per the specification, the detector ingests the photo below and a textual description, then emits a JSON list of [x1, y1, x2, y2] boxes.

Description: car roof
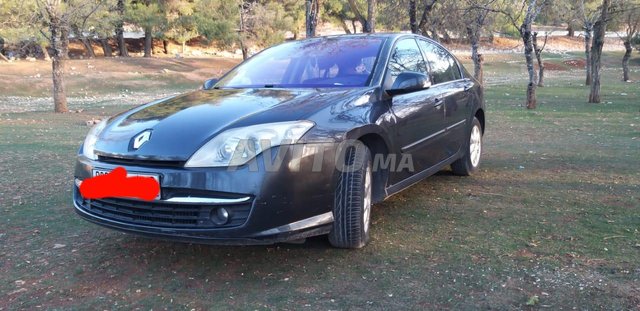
[[297, 33, 442, 48], [302, 33, 416, 41]]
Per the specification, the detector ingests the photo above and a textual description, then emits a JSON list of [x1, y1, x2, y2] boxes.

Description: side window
[[386, 39, 428, 88], [418, 40, 461, 84], [451, 57, 462, 80]]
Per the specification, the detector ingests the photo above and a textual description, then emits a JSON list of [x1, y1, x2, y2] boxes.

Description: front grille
[[78, 197, 252, 229], [97, 155, 185, 167]]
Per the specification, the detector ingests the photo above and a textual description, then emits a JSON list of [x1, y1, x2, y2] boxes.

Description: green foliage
[[162, 0, 198, 51], [526, 295, 540, 306], [491, 0, 526, 38], [167, 15, 198, 47], [0, 0, 43, 46], [193, 0, 237, 47], [3, 0, 633, 56], [322, 0, 356, 28], [279, 0, 305, 37], [126, 1, 165, 32], [241, 1, 294, 48], [91, 3, 121, 39], [500, 23, 521, 38], [196, 18, 236, 47]]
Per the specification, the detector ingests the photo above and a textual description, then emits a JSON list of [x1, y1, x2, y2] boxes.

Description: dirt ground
[[0, 57, 240, 113], [0, 51, 638, 309]]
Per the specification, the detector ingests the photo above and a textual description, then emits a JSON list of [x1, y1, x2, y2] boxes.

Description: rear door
[[417, 40, 473, 157]]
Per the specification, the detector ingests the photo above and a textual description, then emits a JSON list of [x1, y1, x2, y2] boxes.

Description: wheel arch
[[355, 132, 390, 203], [474, 108, 485, 134]]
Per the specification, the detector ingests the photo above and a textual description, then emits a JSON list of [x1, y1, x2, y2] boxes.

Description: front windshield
[[216, 37, 385, 88]]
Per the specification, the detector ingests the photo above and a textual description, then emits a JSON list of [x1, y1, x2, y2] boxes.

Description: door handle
[[434, 98, 444, 107], [464, 84, 473, 92]]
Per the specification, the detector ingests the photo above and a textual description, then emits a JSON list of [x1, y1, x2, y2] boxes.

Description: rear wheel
[[452, 117, 483, 176], [329, 143, 372, 249]]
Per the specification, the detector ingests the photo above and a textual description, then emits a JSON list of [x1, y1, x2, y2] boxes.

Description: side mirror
[[202, 78, 219, 90], [386, 72, 431, 96]]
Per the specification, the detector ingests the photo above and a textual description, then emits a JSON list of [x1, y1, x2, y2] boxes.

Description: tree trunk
[[588, 0, 609, 104], [0, 53, 8, 62], [584, 25, 592, 86], [181, 41, 186, 54], [60, 26, 69, 59], [238, 3, 248, 60], [79, 36, 96, 58], [163, 40, 169, 54], [367, 0, 376, 33], [100, 39, 113, 57], [72, 23, 96, 58], [429, 26, 439, 41], [589, 41, 602, 103], [50, 20, 68, 113], [622, 41, 632, 82], [533, 32, 544, 87], [417, 0, 437, 36], [340, 19, 352, 34], [52, 57, 68, 113], [522, 25, 537, 109], [567, 24, 574, 37], [239, 39, 248, 60], [467, 27, 483, 85], [409, 0, 417, 33], [116, 0, 129, 57], [116, 31, 128, 57], [537, 56, 544, 87], [348, 0, 370, 33], [40, 44, 51, 61], [144, 27, 152, 58], [305, 0, 319, 38], [352, 20, 358, 33], [441, 29, 452, 44]]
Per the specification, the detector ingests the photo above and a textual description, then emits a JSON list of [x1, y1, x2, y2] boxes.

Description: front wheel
[[451, 117, 483, 176], [329, 143, 372, 249]]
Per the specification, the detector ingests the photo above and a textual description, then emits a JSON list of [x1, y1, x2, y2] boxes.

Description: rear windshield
[[215, 37, 385, 88]]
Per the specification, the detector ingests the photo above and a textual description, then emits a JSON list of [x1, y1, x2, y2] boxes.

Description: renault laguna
[[73, 33, 485, 248]]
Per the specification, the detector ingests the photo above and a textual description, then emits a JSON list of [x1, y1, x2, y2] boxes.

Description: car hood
[[93, 88, 367, 161]]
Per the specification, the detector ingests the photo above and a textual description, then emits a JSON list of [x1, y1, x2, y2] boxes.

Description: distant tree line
[[0, 0, 638, 112]]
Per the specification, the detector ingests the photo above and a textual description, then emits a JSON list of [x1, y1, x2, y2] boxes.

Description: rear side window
[[418, 40, 461, 84], [386, 38, 429, 88]]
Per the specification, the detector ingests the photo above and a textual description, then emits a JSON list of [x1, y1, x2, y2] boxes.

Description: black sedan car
[[73, 33, 485, 248]]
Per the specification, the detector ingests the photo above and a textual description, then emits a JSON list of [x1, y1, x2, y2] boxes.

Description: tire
[[329, 142, 373, 249], [451, 117, 483, 176]]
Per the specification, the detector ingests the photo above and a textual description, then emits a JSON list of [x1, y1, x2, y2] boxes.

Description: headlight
[[82, 119, 108, 160], [185, 121, 315, 168]]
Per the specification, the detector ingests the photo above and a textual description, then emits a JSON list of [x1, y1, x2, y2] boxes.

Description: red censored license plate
[[92, 169, 161, 200]]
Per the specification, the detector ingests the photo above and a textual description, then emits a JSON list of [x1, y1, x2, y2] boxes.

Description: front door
[[383, 38, 448, 184]]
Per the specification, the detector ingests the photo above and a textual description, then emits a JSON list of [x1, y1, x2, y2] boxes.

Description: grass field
[[0, 51, 639, 310]]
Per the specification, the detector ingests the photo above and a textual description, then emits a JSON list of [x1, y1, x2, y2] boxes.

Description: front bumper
[[73, 143, 339, 244]]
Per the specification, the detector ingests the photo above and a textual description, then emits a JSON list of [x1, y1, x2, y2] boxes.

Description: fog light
[[211, 207, 230, 225]]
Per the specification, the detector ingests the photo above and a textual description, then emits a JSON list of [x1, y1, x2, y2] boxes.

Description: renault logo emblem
[[132, 130, 152, 150]]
